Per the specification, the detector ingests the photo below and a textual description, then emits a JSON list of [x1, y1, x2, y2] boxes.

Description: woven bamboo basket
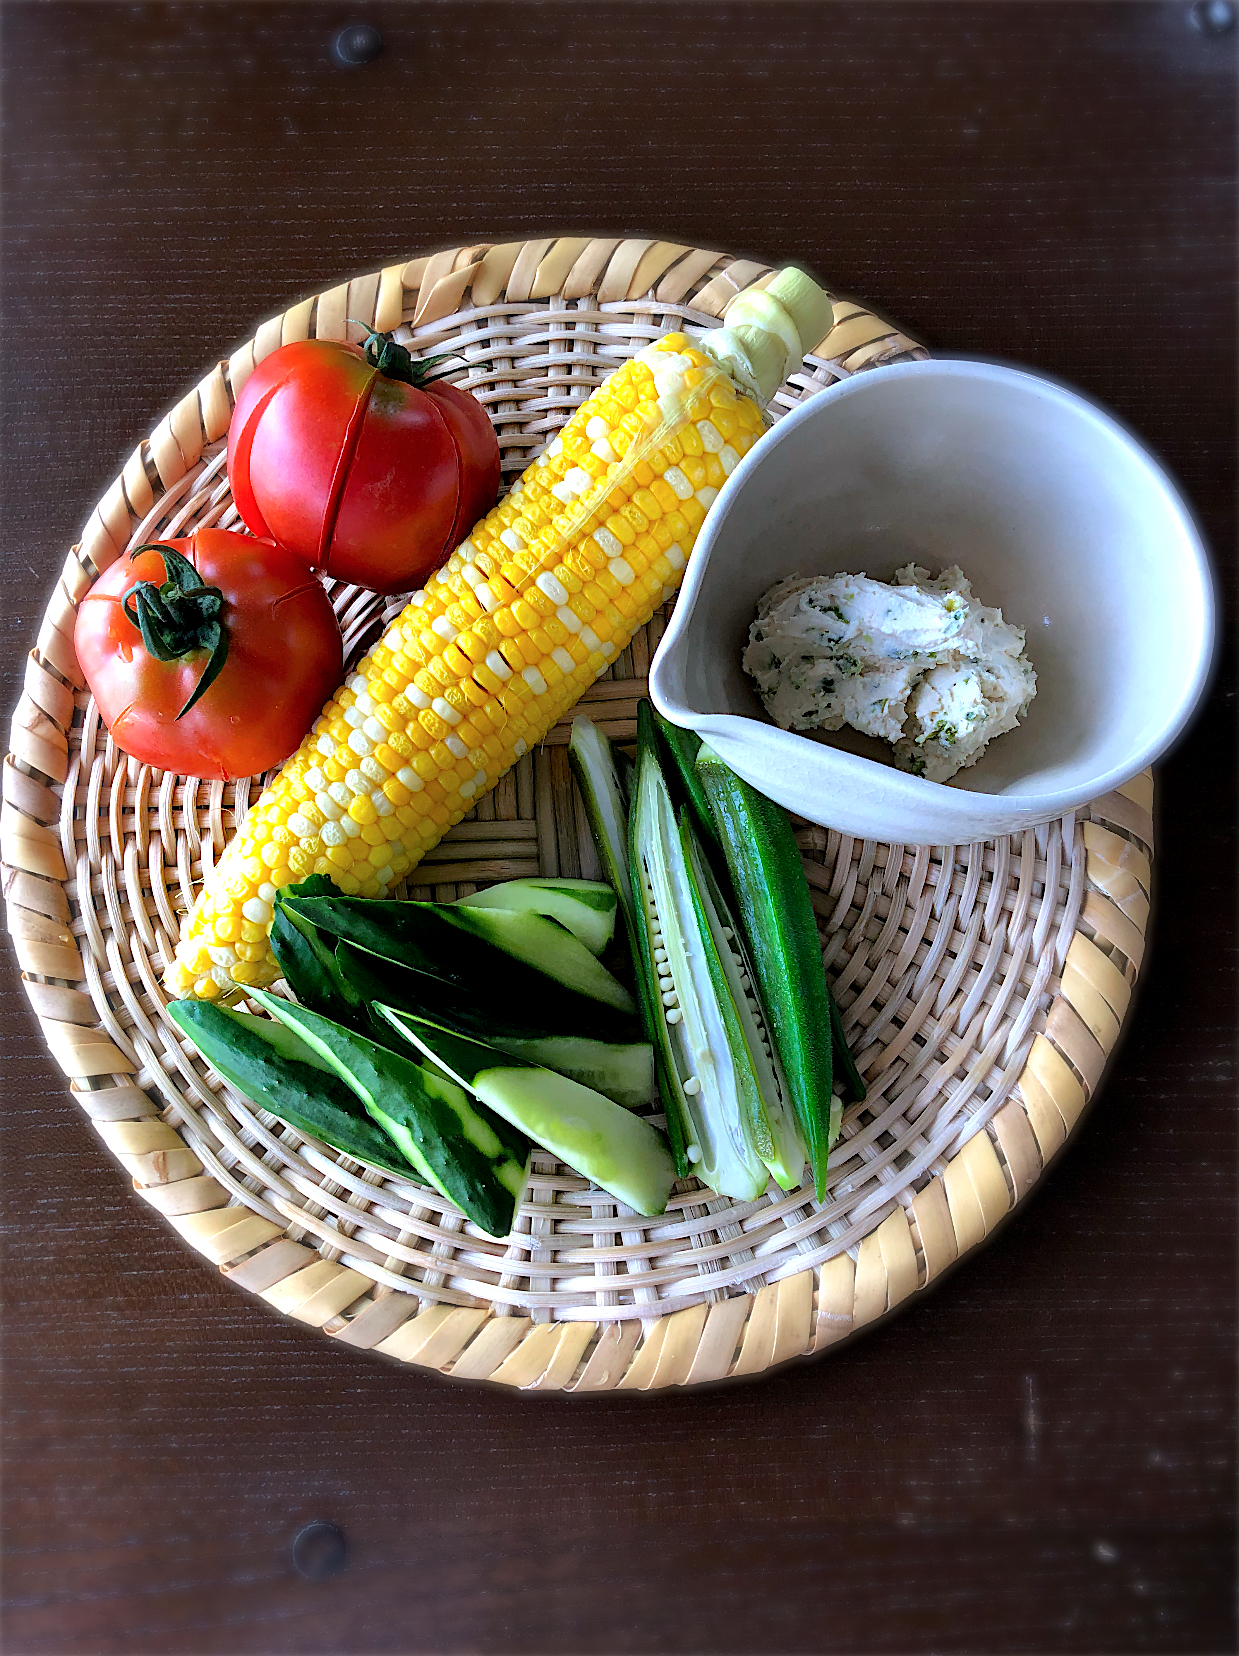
[[3, 236, 1154, 1391]]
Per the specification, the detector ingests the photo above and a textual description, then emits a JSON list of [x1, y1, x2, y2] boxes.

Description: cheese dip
[[743, 564, 1036, 783]]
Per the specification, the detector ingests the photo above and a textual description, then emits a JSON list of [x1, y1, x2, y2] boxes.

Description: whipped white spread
[[743, 564, 1036, 783]]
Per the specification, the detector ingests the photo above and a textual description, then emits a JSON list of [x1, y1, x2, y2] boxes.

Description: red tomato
[[74, 529, 343, 780], [226, 330, 501, 595]]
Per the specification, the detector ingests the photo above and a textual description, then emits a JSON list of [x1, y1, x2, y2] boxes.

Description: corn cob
[[167, 270, 832, 1000]]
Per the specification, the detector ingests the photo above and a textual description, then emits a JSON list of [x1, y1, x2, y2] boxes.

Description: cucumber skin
[[282, 895, 639, 1042], [166, 999, 417, 1180], [696, 748, 836, 1200], [250, 990, 529, 1240], [362, 959, 654, 1107]]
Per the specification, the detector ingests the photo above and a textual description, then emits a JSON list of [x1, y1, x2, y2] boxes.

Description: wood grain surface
[[2, 3, 1234, 1652]]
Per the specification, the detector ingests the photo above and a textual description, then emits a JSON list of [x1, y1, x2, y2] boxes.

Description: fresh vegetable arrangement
[[168, 733, 863, 1238], [227, 328, 501, 595], [73, 531, 343, 779], [168, 267, 834, 999], [571, 704, 862, 1202]]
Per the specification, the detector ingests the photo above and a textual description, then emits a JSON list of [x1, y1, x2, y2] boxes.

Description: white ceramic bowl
[[650, 359, 1215, 844]]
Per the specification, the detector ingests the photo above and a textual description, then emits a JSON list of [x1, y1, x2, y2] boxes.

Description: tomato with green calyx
[[73, 529, 343, 780], [226, 328, 500, 595]]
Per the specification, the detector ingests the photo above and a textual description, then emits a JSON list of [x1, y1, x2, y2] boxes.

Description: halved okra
[[695, 743, 840, 1198], [629, 704, 807, 1201]]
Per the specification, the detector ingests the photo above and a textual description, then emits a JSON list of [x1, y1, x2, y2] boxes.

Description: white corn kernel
[[353, 690, 374, 715], [485, 650, 512, 681], [360, 756, 386, 784], [445, 735, 468, 759], [344, 706, 364, 728], [363, 717, 386, 743], [242, 898, 272, 924], [347, 730, 373, 757], [551, 647, 576, 675], [460, 563, 482, 589], [666, 542, 686, 571], [340, 815, 361, 838], [594, 525, 623, 557], [258, 883, 276, 901], [316, 734, 335, 757], [664, 466, 693, 500], [396, 767, 423, 792], [431, 615, 458, 641], [431, 697, 461, 726], [590, 439, 616, 463], [316, 792, 343, 821], [514, 738, 527, 757], [720, 445, 740, 475], [537, 572, 569, 605], [408, 685, 431, 710], [556, 604, 581, 634], [522, 667, 549, 695], [580, 626, 602, 652], [608, 557, 636, 587], [374, 795, 395, 817], [696, 487, 718, 510], [304, 765, 326, 791], [475, 583, 498, 611], [320, 822, 345, 847], [499, 528, 526, 553], [586, 416, 609, 439], [287, 813, 313, 838], [328, 782, 351, 806], [696, 420, 723, 453]]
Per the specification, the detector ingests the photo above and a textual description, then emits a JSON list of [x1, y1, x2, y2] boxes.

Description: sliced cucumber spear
[[455, 878, 617, 957], [695, 744, 839, 1198], [376, 1007, 676, 1217], [248, 988, 531, 1240], [280, 893, 638, 1041], [270, 876, 367, 1032], [167, 998, 418, 1181], [337, 938, 654, 1108], [569, 714, 689, 1170]]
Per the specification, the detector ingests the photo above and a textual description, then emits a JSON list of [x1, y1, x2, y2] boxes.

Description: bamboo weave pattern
[[2, 237, 1153, 1389]]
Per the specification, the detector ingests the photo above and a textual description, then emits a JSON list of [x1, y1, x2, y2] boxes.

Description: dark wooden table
[[3, 4, 1234, 1651]]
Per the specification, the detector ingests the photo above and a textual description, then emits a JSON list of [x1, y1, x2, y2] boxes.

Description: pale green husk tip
[[700, 265, 834, 404]]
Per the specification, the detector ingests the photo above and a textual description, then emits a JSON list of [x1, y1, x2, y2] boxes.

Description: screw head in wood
[[291, 1520, 348, 1580], [333, 23, 384, 64], [1190, 0, 1235, 32]]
